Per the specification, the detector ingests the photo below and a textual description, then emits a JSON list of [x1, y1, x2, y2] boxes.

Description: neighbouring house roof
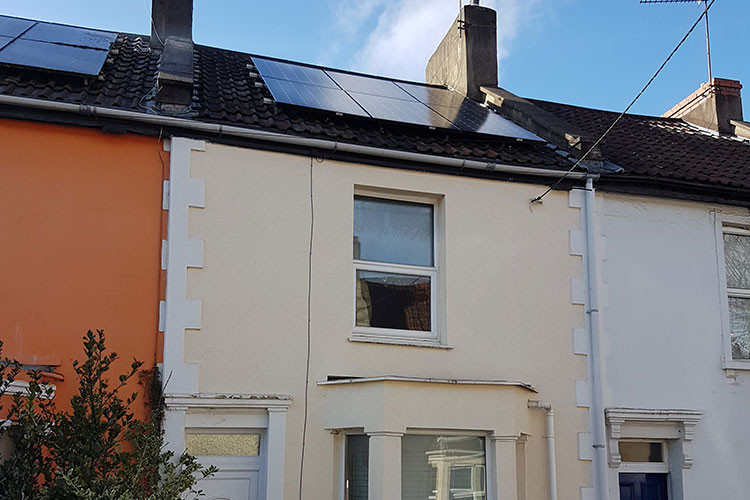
[[529, 99, 750, 192], [0, 31, 571, 173]]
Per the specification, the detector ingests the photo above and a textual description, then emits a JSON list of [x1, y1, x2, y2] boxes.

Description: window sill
[[348, 334, 453, 350], [722, 359, 750, 371]]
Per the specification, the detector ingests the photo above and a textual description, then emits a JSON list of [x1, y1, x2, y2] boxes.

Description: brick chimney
[[663, 78, 744, 135], [151, 0, 194, 111], [426, 1, 497, 101]]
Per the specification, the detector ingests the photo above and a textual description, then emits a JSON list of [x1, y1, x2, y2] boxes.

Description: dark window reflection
[[356, 271, 431, 331]]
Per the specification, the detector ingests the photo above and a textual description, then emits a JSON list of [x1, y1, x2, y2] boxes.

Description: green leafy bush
[[0, 330, 216, 499]]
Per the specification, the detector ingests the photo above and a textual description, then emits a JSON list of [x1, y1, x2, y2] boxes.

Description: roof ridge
[[527, 97, 687, 123]]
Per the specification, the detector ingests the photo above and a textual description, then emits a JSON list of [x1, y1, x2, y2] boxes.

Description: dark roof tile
[[529, 98, 750, 189], [0, 32, 570, 171]]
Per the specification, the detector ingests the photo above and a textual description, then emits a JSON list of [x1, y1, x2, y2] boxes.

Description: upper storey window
[[353, 195, 437, 340], [723, 227, 750, 360]]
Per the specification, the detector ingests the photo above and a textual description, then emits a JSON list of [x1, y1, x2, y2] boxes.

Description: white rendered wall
[[598, 193, 750, 500], [181, 142, 590, 500]]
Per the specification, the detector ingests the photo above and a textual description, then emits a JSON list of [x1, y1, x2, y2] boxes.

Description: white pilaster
[[266, 408, 288, 500], [492, 434, 519, 500], [163, 404, 187, 456], [367, 431, 403, 500]]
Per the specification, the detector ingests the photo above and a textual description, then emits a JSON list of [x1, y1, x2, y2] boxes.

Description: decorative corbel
[[607, 416, 625, 467]]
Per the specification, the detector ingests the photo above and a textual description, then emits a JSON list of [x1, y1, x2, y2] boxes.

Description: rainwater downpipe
[[527, 400, 558, 500], [584, 177, 608, 500]]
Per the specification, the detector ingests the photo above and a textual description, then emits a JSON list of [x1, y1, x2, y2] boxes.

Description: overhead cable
[[530, 0, 716, 205]]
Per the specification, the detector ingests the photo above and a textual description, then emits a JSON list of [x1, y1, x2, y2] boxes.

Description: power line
[[298, 154, 315, 500], [530, 0, 716, 205]]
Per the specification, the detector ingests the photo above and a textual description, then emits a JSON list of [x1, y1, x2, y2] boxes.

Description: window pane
[[619, 441, 663, 462], [724, 233, 750, 289], [356, 271, 430, 331], [354, 196, 433, 267], [402, 435, 486, 500], [346, 435, 369, 500], [729, 297, 750, 359], [185, 433, 260, 456]]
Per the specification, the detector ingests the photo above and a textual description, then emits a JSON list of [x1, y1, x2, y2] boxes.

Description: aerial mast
[[640, 0, 713, 82]]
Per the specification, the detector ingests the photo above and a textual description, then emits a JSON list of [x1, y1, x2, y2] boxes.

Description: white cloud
[[331, 0, 543, 82]]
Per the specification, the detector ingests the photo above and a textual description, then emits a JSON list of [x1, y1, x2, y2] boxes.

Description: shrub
[[0, 330, 216, 499]]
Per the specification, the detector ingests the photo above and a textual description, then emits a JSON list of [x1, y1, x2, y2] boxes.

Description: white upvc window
[[342, 433, 487, 500], [402, 434, 487, 500], [718, 223, 750, 368], [353, 193, 438, 342]]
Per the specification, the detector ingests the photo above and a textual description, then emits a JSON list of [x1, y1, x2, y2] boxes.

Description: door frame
[[164, 394, 292, 500]]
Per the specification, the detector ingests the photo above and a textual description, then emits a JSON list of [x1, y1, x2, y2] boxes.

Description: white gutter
[[528, 400, 558, 500], [0, 94, 593, 180], [584, 177, 608, 500]]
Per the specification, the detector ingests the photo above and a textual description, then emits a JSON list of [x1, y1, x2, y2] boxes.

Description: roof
[[3, 16, 750, 201], [528, 98, 750, 191], [0, 30, 571, 172]]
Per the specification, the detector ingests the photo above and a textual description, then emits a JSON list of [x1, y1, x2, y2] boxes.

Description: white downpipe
[[527, 400, 558, 500], [0, 94, 593, 180], [584, 177, 608, 500]]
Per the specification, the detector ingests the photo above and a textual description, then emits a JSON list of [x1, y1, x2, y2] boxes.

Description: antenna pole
[[703, 0, 712, 82]]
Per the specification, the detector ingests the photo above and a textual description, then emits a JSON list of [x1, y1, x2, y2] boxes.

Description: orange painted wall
[[0, 118, 166, 418]]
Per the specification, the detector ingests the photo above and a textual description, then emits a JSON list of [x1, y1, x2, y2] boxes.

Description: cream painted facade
[[161, 137, 592, 500]]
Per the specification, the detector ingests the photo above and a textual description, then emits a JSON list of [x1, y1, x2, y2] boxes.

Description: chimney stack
[[150, 0, 193, 49], [426, 2, 497, 101], [151, 0, 195, 112], [663, 78, 744, 135]]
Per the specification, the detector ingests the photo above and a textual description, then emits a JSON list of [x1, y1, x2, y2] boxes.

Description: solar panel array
[[0, 15, 116, 76], [252, 56, 542, 141]]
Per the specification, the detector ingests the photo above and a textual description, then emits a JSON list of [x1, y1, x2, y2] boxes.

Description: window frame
[[352, 189, 440, 343], [401, 432, 489, 500], [716, 217, 750, 370], [335, 430, 490, 500], [617, 440, 669, 473]]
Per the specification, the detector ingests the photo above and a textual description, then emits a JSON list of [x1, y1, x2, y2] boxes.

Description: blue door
[[619, 473, 668, 500]]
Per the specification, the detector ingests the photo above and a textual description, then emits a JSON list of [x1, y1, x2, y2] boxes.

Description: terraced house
[[0, 15, 166, 423], [1, 1, 749, 500]]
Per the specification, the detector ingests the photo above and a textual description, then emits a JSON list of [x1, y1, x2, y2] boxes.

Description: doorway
[[619, 473, 668, 500]]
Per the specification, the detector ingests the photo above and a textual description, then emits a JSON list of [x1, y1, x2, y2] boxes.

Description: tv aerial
[[640, 0, 714, 81]]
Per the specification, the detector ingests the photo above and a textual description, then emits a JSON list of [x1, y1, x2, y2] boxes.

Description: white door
[[195, 456, 263, 500], [186, 430, 266, 500]]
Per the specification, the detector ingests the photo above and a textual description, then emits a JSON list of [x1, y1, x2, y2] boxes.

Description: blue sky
[[2, 0, 748, 117]]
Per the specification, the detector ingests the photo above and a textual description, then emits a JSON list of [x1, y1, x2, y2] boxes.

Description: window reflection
[[402, 435, 486, 500], [356, 271, 431, 331], [354, 196, 433, 267]]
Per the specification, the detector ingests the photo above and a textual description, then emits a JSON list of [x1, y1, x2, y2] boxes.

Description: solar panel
[[0, 35, 12, 51], [252, 53, 542, 141], [0, 38, 109, 76], [22, 22, 116, 50], [252, 57, 337, 89], [351, 93, 455, 129], [327, 71, 416, 101], [395, 82, 465, 108], [0, 16, 34, 38], [263, 77, 369, 117], [430, 102, 542, 140]]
